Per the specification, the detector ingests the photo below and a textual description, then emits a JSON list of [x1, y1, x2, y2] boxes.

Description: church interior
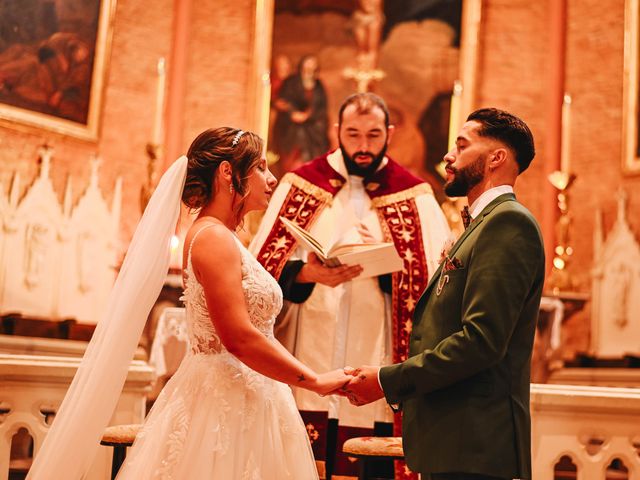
[[1, 0, 640, 479]]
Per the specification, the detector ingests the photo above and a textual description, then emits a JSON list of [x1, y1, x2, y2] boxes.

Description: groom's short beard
[[340, 142, 387, 177], [444, 153, 487, 197]]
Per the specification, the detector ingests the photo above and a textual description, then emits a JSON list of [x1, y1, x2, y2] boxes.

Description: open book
[[279, 216, 403, 279]]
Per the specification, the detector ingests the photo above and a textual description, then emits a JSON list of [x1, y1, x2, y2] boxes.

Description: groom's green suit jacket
[[379, 193, 545, 479]]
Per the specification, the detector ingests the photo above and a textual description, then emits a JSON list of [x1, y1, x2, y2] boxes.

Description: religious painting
[[0, 0, 117, 140], [623, 0, 640, 174], [267, 0, 481, 201]]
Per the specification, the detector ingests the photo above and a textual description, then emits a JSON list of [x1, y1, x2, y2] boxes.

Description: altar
[[0, 335, 154, 479]]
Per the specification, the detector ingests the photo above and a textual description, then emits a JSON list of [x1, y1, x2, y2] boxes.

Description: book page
[[279, 216, 402, 277], [328, 242, 389, 257], [332, 243, 403, 278], [279, 217, 328, 260]]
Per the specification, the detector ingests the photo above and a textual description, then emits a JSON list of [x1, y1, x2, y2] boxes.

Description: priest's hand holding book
[[296, 251, 363, 287], [281, 217, 403, 287]]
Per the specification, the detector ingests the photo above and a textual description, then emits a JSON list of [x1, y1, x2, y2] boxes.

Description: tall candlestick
[[560, 93, 572, 174], [152, 57, 167, 146], [447, 80, 463, 151], [260, 72, 271, 145]]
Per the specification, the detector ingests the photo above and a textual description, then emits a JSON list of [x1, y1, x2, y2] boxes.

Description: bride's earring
[[229, 183, 234, 194]]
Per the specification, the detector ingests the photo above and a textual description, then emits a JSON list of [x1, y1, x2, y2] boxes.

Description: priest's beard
[[340, 142, 387, 177], [444, 153, 487, 197]]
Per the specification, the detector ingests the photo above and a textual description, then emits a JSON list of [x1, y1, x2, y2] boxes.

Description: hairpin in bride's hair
[[232, 130, 245, 147]]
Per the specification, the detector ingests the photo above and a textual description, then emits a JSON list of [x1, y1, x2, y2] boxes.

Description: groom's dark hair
[[467, 108, 535, 173]]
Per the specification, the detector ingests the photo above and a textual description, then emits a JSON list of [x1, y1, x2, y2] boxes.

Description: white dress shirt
[[468, 185, 514, 219]]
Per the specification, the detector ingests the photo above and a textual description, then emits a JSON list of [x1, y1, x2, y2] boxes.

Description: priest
[[250, 92, 450, 477]]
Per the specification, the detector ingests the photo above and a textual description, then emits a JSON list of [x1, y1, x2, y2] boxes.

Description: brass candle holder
[[140, 142, 162, 212], [546, 170, 577, 294]]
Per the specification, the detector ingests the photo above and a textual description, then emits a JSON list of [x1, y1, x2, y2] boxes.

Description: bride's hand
[[310, 369, 352, 396]]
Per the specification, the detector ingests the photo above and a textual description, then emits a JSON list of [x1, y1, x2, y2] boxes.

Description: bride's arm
[[191, 225, 349, 395]]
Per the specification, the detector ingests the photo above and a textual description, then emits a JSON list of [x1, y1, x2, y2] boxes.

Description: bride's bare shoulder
[[185, 222, 240, 271]]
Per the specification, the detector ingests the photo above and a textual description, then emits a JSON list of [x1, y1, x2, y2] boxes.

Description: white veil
[[27, 156, 188, 480]]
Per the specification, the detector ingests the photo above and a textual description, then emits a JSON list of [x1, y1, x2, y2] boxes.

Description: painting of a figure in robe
[[270, 54, 330, 176]]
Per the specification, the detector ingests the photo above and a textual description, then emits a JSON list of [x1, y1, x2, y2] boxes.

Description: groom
[[342, 108, 545, 480]]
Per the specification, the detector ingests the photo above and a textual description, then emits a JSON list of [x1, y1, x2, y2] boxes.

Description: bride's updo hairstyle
[[182, 127, 264, 219]]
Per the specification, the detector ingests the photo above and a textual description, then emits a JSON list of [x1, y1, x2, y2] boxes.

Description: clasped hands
[[314, 365, 384, 406]]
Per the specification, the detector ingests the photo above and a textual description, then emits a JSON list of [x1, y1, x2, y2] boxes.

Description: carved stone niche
[[591, 189, 640, 358], [0, 147, 122, 324], [0, 335, 153, 479]]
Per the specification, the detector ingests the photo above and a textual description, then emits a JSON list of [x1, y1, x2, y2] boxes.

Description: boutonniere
[[442, 255, 464, 272], [436, 232, 465, 295], [438, 231, 465, 269], [438, 233, 457, 265], [436, 251, 464, 296]]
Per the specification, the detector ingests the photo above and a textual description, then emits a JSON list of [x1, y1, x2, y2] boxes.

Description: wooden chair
[[100, 424, 141, 480], [342, 436, 404, 480]]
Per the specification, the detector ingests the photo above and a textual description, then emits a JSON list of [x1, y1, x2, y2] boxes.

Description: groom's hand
[[341, 365, 384, 406]]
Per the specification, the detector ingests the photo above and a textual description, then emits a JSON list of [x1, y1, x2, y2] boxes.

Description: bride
[[27, 127, 355, 479]]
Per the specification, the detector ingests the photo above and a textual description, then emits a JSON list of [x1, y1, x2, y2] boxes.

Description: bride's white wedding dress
[[117, 225, 319, 479]]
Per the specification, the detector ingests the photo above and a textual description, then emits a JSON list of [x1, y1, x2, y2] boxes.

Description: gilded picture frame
[[0, 0, 117, 141], [623, 0, 640, 174]]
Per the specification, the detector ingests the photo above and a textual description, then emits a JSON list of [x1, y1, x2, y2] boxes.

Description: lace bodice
[[181, 225, 283, 354]]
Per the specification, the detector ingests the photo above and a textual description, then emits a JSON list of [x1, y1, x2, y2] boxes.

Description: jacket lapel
[[418, 193, 517, 301]]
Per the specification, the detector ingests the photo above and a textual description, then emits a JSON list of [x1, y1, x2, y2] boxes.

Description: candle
[[447, 80, 463, 151], [169, 234, 181, 270], [260, 72, 271, 145], [152, 57, 167, 146], [560, 93, 572, 174]]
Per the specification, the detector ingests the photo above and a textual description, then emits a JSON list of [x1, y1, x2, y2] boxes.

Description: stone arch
[[553, 453, 578, 480]]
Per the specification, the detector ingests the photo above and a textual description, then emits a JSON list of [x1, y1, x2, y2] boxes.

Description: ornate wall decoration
[[0, 147, 122, 324], [591, 189, 640, 357]]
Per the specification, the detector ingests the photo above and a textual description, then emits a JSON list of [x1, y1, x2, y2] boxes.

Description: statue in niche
[[611, 263, 631, 329], [24, 223, 48, 289], [77, 231, 94, 294]]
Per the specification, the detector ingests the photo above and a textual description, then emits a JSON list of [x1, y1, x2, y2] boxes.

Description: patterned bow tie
[[461, 205, 471, 229]]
